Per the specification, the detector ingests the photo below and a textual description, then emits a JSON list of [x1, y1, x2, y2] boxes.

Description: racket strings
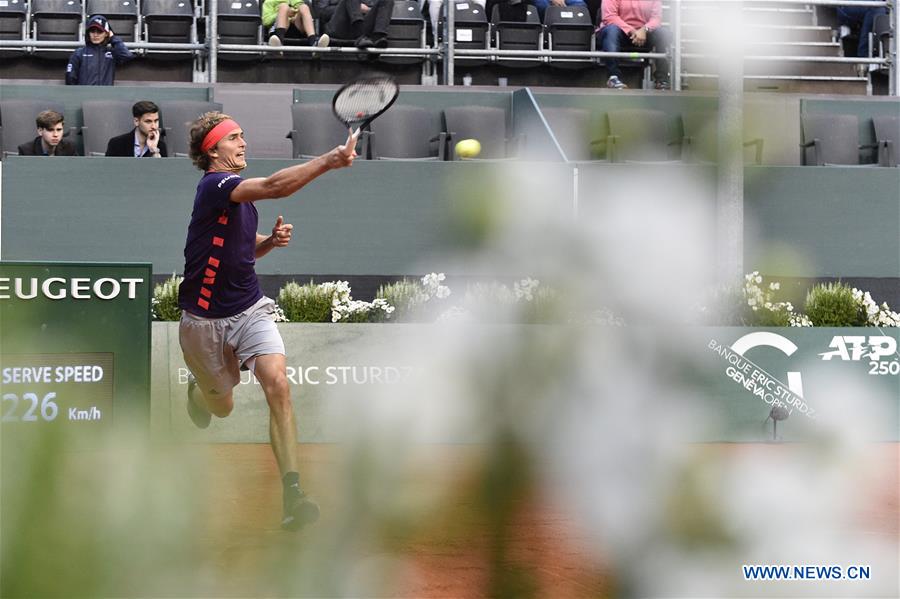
[[334, 80, 396, 123]]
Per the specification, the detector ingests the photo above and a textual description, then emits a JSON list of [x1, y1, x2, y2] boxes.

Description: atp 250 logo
[[820, 335, 900, 376]]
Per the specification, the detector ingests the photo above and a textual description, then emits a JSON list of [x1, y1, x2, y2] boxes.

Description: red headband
[[201, 119, 240, 153]]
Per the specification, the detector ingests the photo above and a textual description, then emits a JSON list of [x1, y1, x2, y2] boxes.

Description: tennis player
[[178, 111, 358, 531]]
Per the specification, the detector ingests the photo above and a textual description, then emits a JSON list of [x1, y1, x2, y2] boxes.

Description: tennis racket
[[332, 76, 399, 138]]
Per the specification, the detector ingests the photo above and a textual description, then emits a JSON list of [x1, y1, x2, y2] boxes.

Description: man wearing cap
[[66, 15, 133, 86], [178, 111, 358, 531]]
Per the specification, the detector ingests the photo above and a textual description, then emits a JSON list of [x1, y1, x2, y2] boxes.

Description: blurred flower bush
[[695, 271, 897, 327], [154, 271, 896, 327], [804, 282, 867, 327], [151, 274, 183, 321]]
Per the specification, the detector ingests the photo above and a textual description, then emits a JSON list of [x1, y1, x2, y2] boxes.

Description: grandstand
[[0, 1, 895, 92]]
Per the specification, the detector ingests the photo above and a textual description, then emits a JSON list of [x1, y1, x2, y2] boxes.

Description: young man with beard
[[105, 101, 168, 158]]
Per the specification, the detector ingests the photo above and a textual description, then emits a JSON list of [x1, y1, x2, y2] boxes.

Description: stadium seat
[[439, 2, 490, 67], [604, 108, 680, 163], [288, 103, 365, 160], [0, 0, 27, 58], [443, 106, 512, 159], [383, 0, 427, 66], [216, 0, 262, 61], [82, 100, 135, 156], [539, 106, 591, 161], [160, 100, 224, 156], [680, 111, 717, 163], [681, 111, 765, 165], [142, 0, 196, 59], [800, 114, 873, 166], [0, 99, 68, 158], [31, 0, 83, 58], [544, 5, 593, 70], [490, 4, 543, 68], [368, 105, 445, 160], [872, 13, 891, 72], [86, 0, 139, 42], [873, 116, 899, 167]]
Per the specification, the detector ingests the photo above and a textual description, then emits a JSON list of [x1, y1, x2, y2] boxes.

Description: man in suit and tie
[[105, 100, 168, 157], [17, 110, 79, 156]]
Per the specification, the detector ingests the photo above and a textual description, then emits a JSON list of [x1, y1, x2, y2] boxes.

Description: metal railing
[[0, 0, 896, 95]]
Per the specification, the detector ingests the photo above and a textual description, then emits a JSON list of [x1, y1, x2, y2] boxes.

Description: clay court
[[1, 431, 898, 598]]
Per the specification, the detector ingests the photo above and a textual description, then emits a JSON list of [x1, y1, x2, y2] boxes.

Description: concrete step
[[682, 74, 869, 95], [680, 24, 835, 43], [681, 40, 842, 57], [682, 58, 860, 78], [680, 5, 816, 26]]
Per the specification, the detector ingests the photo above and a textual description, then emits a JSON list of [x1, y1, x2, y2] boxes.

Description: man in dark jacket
[[65, 15, 133, 85], [105, 101, 168, 157], [17, 110, 79, 156], [315, 0, 395, 48]]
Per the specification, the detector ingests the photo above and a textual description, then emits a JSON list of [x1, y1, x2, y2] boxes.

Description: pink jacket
[[599, 0, 663, 34]]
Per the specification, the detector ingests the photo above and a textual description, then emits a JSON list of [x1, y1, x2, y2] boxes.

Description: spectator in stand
[[596, 0, 670, 90], [532, 0, 586, 21], [315, 0, 396, 48], [262, 0, 330, 47], [105, 101, 168, 158], [17, 110, 78, 156], [65, 15, 133, 85], [835, 1, 887, 60]]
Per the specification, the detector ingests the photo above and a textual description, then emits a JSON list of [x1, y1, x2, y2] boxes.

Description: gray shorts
[[179, 296, 285, 397]]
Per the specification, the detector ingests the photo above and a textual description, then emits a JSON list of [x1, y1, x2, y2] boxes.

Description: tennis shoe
[[654, 79, 670, 90], [313, 33, 330, 48], [281, 489, 320, 532], [186, 374, 211, 429], [268, 32, 283, 47], [607, 76, 627, 89], [355, 35, 375, 49]]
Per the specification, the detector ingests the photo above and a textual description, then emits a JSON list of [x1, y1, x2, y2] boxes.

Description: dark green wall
[[2, 157, 897, 279], [0, 156, 570, 276], [745, 166, 900, 278]]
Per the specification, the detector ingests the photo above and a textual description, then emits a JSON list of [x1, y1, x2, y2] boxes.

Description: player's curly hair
[[189, 111, 234, 171]]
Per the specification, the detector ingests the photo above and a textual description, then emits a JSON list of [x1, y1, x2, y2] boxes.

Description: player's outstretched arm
[[230, 129, 359, 204]]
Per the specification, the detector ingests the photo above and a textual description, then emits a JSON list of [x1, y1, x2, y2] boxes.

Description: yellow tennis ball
[[455, 138, 481, 158]]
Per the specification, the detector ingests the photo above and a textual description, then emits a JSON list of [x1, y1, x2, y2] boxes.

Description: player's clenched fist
[[271, 215, 293, 247]]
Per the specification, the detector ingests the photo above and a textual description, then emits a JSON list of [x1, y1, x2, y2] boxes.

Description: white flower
[[790, 313, 813, 327], [514, 277, 540, 302], [769, 282, 780, 291]]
